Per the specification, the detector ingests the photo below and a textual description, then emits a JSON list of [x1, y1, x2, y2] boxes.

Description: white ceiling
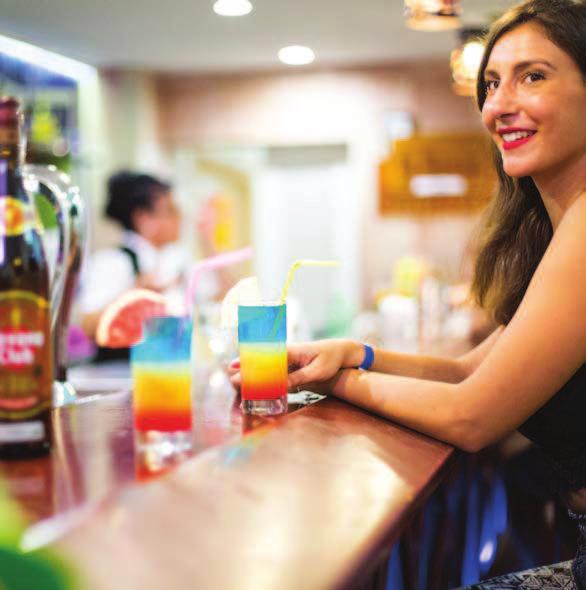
[[1, 0, 512, 73]]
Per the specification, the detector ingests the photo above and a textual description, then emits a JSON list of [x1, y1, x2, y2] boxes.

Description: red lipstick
[[498, 128, 537, 151]]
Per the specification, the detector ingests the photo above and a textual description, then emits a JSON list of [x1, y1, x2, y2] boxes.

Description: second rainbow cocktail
[[133, 364, 192, 432], [238, 303, 287, 415], [131, 316, 193, 451]]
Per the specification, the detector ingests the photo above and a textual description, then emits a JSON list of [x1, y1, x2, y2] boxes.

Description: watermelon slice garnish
[[95, 289, 169, 348]]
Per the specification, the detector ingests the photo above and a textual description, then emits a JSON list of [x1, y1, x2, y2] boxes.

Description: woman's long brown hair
[[471, 0, 586, 325]]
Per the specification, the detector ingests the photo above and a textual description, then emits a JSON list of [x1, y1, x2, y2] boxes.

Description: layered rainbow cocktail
[[131, 316, 193, 450], [133, 365, 192, 432], [238, 303, 288, 415]]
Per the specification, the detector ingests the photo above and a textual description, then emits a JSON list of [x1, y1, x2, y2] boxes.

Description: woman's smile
[[497, 127, 538, 151]]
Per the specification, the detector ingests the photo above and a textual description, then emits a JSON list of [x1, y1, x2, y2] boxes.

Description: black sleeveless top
[[94, 246, 140, 363], [518, 363, 586, 492]]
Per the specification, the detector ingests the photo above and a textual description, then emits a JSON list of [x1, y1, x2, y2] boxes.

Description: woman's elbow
[[455, 435, 486, 454], [445, 407, 490, 453]]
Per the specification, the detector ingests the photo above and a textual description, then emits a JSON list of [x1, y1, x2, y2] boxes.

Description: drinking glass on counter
[[238, 302, 288, 416], [131, 316, 193, 451]]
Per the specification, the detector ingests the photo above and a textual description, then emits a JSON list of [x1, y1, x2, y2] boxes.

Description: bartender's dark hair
[[105, 171, 171, 231], [471, 0, 586, 325]]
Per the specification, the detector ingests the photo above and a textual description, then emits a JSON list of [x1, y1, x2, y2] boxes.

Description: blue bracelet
[[358, 343, 375, 370]]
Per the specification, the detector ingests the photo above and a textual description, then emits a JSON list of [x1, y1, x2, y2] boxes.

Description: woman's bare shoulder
[[557, 191, 586, 231]]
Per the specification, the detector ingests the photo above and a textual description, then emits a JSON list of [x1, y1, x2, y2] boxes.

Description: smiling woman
[[473, 1, 586, 325], [227, 0, 586, 586]]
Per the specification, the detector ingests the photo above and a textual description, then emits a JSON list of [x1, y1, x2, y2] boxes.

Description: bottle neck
[[0, 128, 28, 203]]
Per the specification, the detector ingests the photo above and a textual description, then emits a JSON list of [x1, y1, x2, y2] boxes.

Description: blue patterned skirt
[[461, 510, 586, 589]]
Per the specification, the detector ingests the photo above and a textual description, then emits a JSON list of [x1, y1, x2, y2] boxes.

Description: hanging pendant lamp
[[450, 28, 487, 96], [405, 0, 462, 31]]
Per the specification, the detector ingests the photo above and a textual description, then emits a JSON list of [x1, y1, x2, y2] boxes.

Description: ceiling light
[[278, 45, 315, 66], [405, 0, 462, 31], [451, 28, 486, 96], [213, 0, 253, 17]]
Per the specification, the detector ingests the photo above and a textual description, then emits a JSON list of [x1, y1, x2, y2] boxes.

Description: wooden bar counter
[[0, 373, 455, 590]]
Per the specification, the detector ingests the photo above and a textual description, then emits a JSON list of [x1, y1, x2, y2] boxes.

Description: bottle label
[[0, 421, 45, 443], [0, 291, 52, 420], [0, 197, 38, 238]]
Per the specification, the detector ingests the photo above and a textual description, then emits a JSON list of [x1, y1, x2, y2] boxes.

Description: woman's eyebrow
[[484, 59, 557, 78]]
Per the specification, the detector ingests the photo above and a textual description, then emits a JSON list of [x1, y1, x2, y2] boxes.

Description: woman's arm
[[328, 196, 586, 452], [363, 326, 503, 383], [287, 326, 502, 390], [457, 326, 504, 377]]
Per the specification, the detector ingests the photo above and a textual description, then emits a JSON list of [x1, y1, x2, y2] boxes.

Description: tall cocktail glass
[[131, 316, 193, 451], [238, 303, 287, 415]]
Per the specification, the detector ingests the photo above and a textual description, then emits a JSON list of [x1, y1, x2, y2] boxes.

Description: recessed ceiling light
[[213, 0, 253, 17], [278, 45, 315, 66]]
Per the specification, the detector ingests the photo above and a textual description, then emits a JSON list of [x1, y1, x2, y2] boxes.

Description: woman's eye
[[524, 71, 545, 84], [484, 79, 499, 93]]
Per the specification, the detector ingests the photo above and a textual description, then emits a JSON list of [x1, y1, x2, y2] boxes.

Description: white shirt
[[79, 231, 189, 314]]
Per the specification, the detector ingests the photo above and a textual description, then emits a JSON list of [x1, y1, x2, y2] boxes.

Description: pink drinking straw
[[185, 246, 254, 310]]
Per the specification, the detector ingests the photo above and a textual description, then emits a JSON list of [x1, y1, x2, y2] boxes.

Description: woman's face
[[481, 22, 586, 181], [135, 192, 180, 247]]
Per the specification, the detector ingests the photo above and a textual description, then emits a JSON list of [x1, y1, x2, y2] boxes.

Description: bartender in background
[[79, 171, 185, 361]]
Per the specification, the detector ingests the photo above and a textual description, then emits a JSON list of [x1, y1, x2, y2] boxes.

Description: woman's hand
[[287, 339, 363, 389], [227, 359, 242, 390], [227, 339, 364, 393], [226, 360, 331, 395], [288, 340, 364, 391]]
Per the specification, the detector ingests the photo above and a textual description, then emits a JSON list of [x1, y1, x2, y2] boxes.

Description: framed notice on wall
[[379, 132, 497, 214]]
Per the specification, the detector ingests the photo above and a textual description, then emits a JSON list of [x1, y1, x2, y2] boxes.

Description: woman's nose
[[484, 84, 518, 123]]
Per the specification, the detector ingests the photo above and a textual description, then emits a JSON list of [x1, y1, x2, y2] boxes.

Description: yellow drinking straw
[[279, 259, 339, 304], [270, 260, 339, 338]]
